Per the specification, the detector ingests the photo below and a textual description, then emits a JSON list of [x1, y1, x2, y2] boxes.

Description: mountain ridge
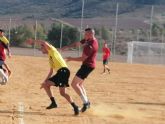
[[0, 0, 165, 19]]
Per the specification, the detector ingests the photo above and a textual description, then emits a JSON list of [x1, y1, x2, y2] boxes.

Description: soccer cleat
[[46, 102, 57, 109], [81, 102, 90, 112], [73, 105, 80, 115]]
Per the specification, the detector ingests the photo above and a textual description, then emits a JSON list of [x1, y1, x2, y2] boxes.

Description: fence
[[0, 4, 164, 65]]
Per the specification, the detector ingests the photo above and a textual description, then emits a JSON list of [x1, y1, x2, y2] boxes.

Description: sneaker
[[73, 105, 80, 115], [81, 102, 90, 112], [46, 102, 57, 109]]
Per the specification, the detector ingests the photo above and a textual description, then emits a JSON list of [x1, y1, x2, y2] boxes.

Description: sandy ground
[[0, 55, 165, 124]]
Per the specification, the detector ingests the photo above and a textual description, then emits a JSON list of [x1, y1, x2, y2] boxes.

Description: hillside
[[0, 0, 165, 19]]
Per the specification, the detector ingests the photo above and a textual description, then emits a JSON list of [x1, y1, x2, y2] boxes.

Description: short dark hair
[[84, 28, 95, 34], [0, 29, 4, 33], [85, 28, 92, 32]]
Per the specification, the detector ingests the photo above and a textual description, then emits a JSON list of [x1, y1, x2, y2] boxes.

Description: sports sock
[[71, 102, 77, 108], [50, 97, 56, 104], [80, 94, 88, 104]]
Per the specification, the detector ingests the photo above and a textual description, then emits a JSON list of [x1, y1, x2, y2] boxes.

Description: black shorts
[[48, 67, 70, 87], [76, 64, 94, 80], [103, 59, 108, 65]]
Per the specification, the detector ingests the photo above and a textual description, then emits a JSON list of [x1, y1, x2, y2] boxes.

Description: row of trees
[[9, 23, 80, 48], [9, 22, 113, 48], [8, 22, 165, 55]]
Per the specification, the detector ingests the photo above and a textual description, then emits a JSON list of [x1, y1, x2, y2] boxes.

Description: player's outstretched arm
[[3, 62, 11, 76], [61, 41, 81, 51], [66, 53, 88, 62], [7, 44, 12, 58], [26, 39, 51, 50]]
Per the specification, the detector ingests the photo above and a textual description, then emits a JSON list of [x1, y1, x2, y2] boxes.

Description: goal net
[[127, 41, 165, 65]]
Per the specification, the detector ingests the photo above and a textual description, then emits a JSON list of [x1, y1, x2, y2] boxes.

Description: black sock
[[50, 97, 56, 104], [71, 102, 77, 108]]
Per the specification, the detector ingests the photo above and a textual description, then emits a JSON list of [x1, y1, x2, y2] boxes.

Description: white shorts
[[0, 69, 8, 85]]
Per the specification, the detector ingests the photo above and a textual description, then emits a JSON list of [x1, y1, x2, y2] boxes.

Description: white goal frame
[[127, 41, 165, 65]]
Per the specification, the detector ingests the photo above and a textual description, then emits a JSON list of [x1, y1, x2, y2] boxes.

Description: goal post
[[127, 41, 165, 65]]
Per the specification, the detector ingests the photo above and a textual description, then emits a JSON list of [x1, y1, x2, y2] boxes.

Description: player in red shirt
[[62, 28, 98, 113], [102, 42, 110, 74], [0, 29, 11, 84]]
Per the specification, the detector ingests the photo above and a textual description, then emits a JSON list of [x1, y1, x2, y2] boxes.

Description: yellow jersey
[[48, 45, 67, 70], [0, 36, 9, 44]]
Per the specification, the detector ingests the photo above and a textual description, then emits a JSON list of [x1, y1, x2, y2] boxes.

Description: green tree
[[10, 25, 33, 47], [34, 23, 47, 40], [93, 27, 100, 36], [47, 23, 79, 48], [101, 26, 110, 41], [152, 23, 161, 36]]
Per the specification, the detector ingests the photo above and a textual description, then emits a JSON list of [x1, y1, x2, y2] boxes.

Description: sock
[[80, 95, 88, 104], [71, 102, 77, 108], [107, 68, 110, 73], [50, 97, 56, 104]]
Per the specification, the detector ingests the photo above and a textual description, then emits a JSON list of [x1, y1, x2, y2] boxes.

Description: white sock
[[80, 94, 88, 104]]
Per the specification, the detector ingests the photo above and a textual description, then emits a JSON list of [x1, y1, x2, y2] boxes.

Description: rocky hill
[[0, 0, 165, 19]]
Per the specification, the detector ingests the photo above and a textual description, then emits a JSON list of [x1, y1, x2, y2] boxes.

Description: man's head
[[40, 44, 48, 54], [84, 28, 95, 40], [0, 29, 4, 36], [104, 42, 108, 47]]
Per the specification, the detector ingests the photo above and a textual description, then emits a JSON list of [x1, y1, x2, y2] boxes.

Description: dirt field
[[0, 55, 165, 124]]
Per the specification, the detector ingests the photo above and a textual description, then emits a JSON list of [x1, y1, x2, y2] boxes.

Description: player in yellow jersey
[[0, 29, 11, 58], [0, 29, 11, 84], [31, 40, 79, 115]]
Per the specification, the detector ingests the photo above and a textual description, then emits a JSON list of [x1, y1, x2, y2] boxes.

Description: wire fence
[[0, 4, 165, 65]]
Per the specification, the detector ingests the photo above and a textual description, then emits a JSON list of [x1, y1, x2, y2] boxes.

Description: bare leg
[[71, 76, 88, 103], [71, 76, 84, 96], [59, 87, 73, 103], [0, 69, 8, 84], [42, 80, 54, 98], [59, 87, 79, 115], [101, 65, 106, 74], [79, 82, 87, 99], [42, 80, 57, 109], [105, 65, 110, 74], [71, 76, 90, 112]]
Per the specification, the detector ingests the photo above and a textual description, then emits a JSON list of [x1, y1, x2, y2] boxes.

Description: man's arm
[[61, 41, 81, 51], [6, 44, 11, 57], [27, 39, 51, 51], [40, 68, 53, 89], [3, 62, 11, 76], [66, 53, 88, 62], [44, 68, 53, 81], [108, 48, 111, 57]]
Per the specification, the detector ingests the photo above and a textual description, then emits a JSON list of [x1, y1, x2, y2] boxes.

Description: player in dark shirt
[[62, 28, 98, 113]]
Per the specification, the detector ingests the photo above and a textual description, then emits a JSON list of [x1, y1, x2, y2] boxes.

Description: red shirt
[[102, 47, 110, 60], [80, 38, 98, 68], [0, 42, 6, 61]]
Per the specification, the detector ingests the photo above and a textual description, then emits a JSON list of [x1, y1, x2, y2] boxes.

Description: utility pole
[[34, 20, 37, 56], [149, 5, 154, 41], [60, 23, 63, 53], [9, 18, 11, 41], [113, 3, 119, 56], [79, 0, 85, 56]]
